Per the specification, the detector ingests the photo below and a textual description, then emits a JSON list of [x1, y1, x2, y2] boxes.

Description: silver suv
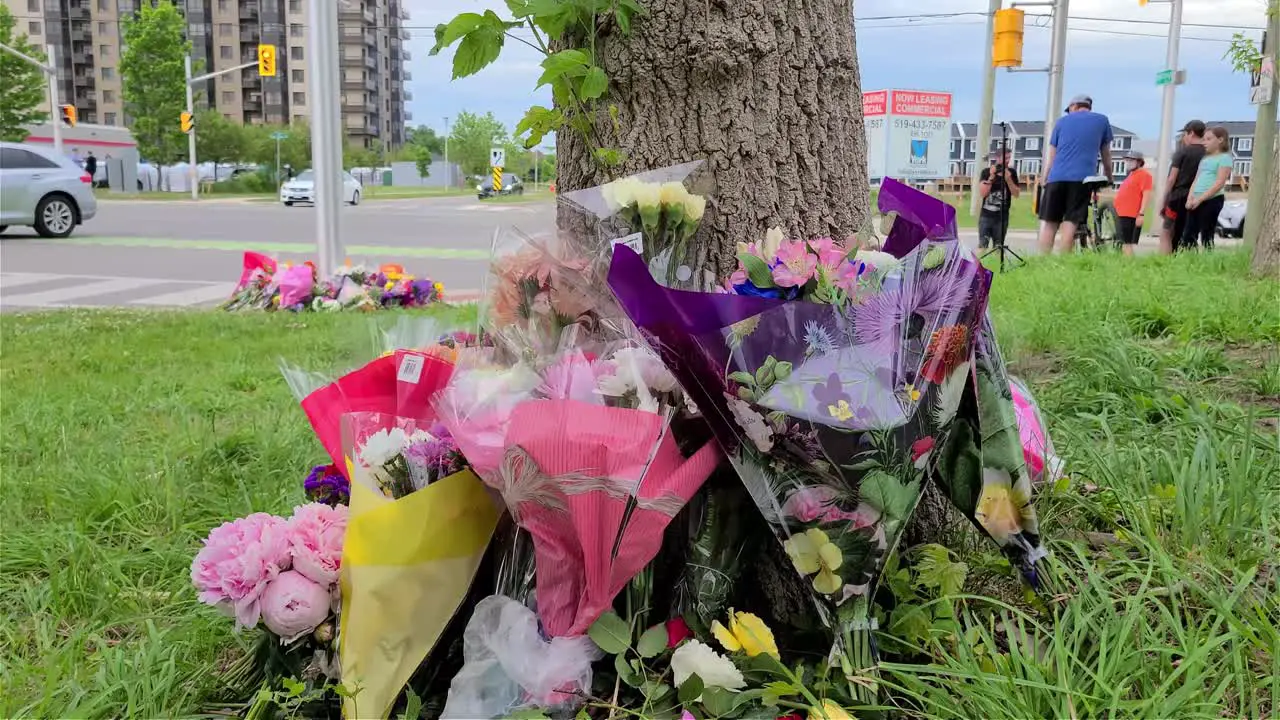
[[0, 141, 98, 238]]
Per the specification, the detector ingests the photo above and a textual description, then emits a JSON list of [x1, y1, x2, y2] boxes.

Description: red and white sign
[[863, 91, 888, 117], [891, 90, 953, 118]]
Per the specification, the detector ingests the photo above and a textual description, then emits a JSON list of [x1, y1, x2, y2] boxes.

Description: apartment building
[[3, 0, 408, 148]]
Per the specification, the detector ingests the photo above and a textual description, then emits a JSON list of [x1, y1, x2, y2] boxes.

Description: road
[[1, 195, 1212, 310]]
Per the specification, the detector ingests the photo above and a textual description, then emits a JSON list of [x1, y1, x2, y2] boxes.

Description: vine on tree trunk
[[429, 0, 642, 168]]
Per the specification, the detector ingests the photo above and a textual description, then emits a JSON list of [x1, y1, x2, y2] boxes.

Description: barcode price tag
[[397, 352, 425, 384], [611, 233, 644, 254]]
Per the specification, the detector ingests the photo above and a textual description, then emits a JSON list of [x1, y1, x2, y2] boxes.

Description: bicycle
[[1073, 176, 1118, 252]]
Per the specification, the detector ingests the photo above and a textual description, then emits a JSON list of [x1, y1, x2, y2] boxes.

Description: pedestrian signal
[[258, 44, 276, 76], [61, 104, 77, 127], [181, 111, 195, 134], [993, 9, 1025, 68]]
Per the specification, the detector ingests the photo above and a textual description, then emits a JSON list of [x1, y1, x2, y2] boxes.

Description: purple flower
[[855, 246, 975, 351], [304, 464, 349, 506], [811, 373, 851, 408]]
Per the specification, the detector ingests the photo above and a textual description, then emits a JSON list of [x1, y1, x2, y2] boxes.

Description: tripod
[[980, 121, 1025, 272]]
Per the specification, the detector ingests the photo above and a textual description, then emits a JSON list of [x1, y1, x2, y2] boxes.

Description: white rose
[[602, 177, 639, 211], [658, 181, 690, 207], [684, 193, 707, 222], [632, 181, 662, 210], [359, 427, 409, 466], [671, 640, 746, 694]]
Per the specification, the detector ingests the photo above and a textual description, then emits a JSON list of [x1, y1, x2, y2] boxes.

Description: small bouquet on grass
[[221, 252, 446, 312]]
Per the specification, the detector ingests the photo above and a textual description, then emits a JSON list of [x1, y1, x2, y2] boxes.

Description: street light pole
[[1152, 0, 1184, 219], [307, 0, 344, 278], [185, 55, 198, 200]]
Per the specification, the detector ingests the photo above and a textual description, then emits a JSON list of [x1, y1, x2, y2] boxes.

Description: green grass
[[1, 253, 1276, 718], [872, 190, 1040, 231]]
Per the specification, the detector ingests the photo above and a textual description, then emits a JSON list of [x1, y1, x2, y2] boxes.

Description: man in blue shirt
[[1036, 95, 1115, 254]]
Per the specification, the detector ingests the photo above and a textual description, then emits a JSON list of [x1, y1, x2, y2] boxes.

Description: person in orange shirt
[[1112, 151, 1154, 256]]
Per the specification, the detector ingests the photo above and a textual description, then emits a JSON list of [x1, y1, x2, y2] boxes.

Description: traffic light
[[993, 8, 1026, 68], [181, 111, 194, 134], [61, 104, 77, 127], [1139, 0, 1149, 5], [257, 44, 276, 76]]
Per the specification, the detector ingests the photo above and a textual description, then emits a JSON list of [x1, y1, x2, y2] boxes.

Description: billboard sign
[[863, 89, 953, 181], [863, 90, 888, 181]]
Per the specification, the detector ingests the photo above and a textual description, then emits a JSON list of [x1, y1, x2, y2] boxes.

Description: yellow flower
[[784, 528, 844, 595], [384, 281, 395, 291], [903, 384, 921, 402], [975, 476, 1032, 540], [828, 400, 854, 422], [658, 181, 690, 207], [434, 282, 445, 293], [684, 193, 707, 222], [808, 700, 853, 720], [602, 176, 642, 210], [710, 609, 779, 659]]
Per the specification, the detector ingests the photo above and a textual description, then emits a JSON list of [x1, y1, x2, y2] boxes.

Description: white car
[[280, 170, 362, 206], [1217, 199, 1246, 238], [0, 141, 97, 238]]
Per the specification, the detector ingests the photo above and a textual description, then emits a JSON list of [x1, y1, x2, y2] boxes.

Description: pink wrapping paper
[[1010, 380, 1049, 480], [277, 264, 315, 307], [236, 251, 277, 289], [459, 399, 721, 637]]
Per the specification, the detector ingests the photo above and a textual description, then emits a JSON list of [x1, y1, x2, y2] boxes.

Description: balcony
[[363, 55, 376, 70], [240, 3, 259, 20], [242, 73, 263, 88], [404, 110, 412, 121], [240, 27, 260, 42], [74, 94, 97, 109], [403, 70, 411, 81], [72, 51, 95, 65], [401, 28, 410, 40], [73, 75, 97, 90], [340, 52, 363, 66], [339, 4, 375, 24], [402, 49, 411, 61], [403, 89, 412, 102], [70, 26, 91, 43], [244, 95, 263, 111]]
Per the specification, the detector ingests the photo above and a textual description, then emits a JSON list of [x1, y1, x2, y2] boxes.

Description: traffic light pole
[[0, 41, 62, 155], [971, 0, 1002, 217], [1152, 0, 1184, 229], [183, 57, 259, 200], [308, 0, 345, 278]]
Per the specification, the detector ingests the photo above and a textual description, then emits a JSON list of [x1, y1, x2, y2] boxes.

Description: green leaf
[[508, 710, 552, 720], [637, 624, 668, 658], [537, 49, 591, 88], [738, 253, 775, 288], [641, 679, 672, 701], [396, 688, 424, 720], [515, 105, 564, 149], [579, 66, 609, 100], [588, 610, 631, 654], [678, 673, 705, 704], [452, 26, 504, 79], [613, 653, 643, 688], [773, 361, 793, 381], [915, 544, 968, 596], [281, 677, 305, 696], [859, 470, 919, 522], [432, 12, 485, 51], [701, 687, 737, 716]]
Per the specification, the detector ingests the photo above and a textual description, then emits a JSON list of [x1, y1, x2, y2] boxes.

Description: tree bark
[[556, 0, 870, 278], [1251, 137, 1279, 278]]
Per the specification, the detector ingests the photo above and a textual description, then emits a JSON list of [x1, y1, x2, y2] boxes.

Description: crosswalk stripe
[[129, 282, 237, 307], [1, 277, 172, 307], [0, 273, 60, 290]]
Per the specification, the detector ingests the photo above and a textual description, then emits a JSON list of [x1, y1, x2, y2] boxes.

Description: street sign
[[270, 131, 289, 140], [1156, 69, 1174, 86], [492, 165, 503, 192], [1250, 56, 1275, 105], [490, 147, 505, 167]]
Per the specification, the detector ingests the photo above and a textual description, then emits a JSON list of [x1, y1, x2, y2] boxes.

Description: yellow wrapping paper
[[339, 468, 499, 719]]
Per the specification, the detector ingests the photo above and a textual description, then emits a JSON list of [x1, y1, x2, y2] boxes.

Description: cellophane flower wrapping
[[558, 161, 712, 289], [606, 178, 1049, 698]]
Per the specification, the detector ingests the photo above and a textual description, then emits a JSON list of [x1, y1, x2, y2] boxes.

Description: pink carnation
[[286, 503, 349, 587], [261, 570, 333, 642], [190, 512, 292, 629]]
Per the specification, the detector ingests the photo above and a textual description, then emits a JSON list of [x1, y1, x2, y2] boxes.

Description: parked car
[[1217, 199, 1247, 238], [476, 173, 524, 199], [0, 141, 97, 238], [280, 170, 363, 206]]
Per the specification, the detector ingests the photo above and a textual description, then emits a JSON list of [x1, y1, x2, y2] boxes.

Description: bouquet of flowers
[[221, 252, 446, 312]]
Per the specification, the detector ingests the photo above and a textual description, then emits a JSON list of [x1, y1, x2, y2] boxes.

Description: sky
[[401, 0, 1271, 142]]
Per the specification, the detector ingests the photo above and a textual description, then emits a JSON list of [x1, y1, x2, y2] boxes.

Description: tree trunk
[[1251, 136, 1280, 277], [556, 0, 870, 278]]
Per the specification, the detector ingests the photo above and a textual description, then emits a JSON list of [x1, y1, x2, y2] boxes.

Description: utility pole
[[1244, 13, 1278, 250], [184, 56, 198, 201], [443, 115, 451, 188], [308, 0, 344, 278], [972, 0, 1002, 216], [0, 42, 63, 155], [1152, 0, 1184, 218], [1042, 0, 1069, 160]]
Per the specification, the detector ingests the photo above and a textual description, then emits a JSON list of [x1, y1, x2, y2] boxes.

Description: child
[[1181, 127, 1233, 251], [1112, 151, 1153, 256]]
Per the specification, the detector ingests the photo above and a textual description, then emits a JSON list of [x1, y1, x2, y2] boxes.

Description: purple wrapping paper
[[879, 178, 959, 257]]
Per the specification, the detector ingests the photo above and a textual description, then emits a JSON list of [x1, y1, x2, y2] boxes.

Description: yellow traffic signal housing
[[258, 44, 276, 76], [61, 104, 77, 127], [993, 9, 1026, 68], [181, 111, 195, 134]]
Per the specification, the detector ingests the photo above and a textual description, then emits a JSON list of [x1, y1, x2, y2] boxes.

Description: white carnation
[[360, 427, 409, 466], [671, 640, 746, 693]]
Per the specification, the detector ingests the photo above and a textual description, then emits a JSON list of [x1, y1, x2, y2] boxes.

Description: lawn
[[1, 252, 1277, 718]]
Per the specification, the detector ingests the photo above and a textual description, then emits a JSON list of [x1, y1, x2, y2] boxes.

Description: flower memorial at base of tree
[[221, 251, 445, 312], [191, 172, 1060, 719]]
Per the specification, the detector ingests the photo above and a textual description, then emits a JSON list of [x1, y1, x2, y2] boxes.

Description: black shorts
[[1038, 181, 1091, 225], [1115, 216, 1140, 245]]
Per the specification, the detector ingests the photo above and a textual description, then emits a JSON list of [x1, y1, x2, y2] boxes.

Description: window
[[220, 45, 232, 59], [291, 69, 303, 83], [29, 21, 41, 34], [101, 67, 114, 79], [966, 140, 976, 154], [98, 0, 110, 9], [27, 0, 39, 11], [99, 44, 110, 58], [103, 89, 115, 102], [291, 46, 303, 60], [98, 21, 107, 33], [1018, 159, 1041, 176], [1238, 137, 1253, 152], [289, 0, 301, 11], [1025, 137, 1040, 151], [1111, 160, 1126, 176], [0, 147, 59, 169], [1110, 138, 1125, 150], [292, 91, 305, 105], [290, 23, 303, 37], [217, 0, 228, 8], [1234, 160, 1252, 177], [219, 22, 232, 36], [949, 139, 957, 154], [221, 90, 234, 102], [104, 112, 118, 125]]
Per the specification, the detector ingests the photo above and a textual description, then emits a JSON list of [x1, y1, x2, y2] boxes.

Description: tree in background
[[244, 123, 310, 176], [1224, 0, 1278, 276], [411, 144, 433, 180], [406, 125, 445, 157], [193, 110, 246, 180], [0, 5, 49, 141], [448, 110, 508, 177], [120, 0, 191, 177], [343, 143, 380, 171]]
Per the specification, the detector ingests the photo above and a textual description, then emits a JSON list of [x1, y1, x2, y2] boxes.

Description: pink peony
[[260, 570, 333, 642], [190, 512, 292, 629], [771, 239, 818, 287], [286, 503, 349, 587]]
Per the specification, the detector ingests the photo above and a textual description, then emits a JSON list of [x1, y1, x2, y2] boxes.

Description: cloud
[[406, 0, 1268, 139]]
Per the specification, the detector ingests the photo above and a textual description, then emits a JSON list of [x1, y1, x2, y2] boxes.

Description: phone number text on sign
[[893, 118, 948, 133]]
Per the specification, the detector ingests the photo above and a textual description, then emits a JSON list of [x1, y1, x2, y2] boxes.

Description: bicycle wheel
[[1095, 203, 1118, 250]]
